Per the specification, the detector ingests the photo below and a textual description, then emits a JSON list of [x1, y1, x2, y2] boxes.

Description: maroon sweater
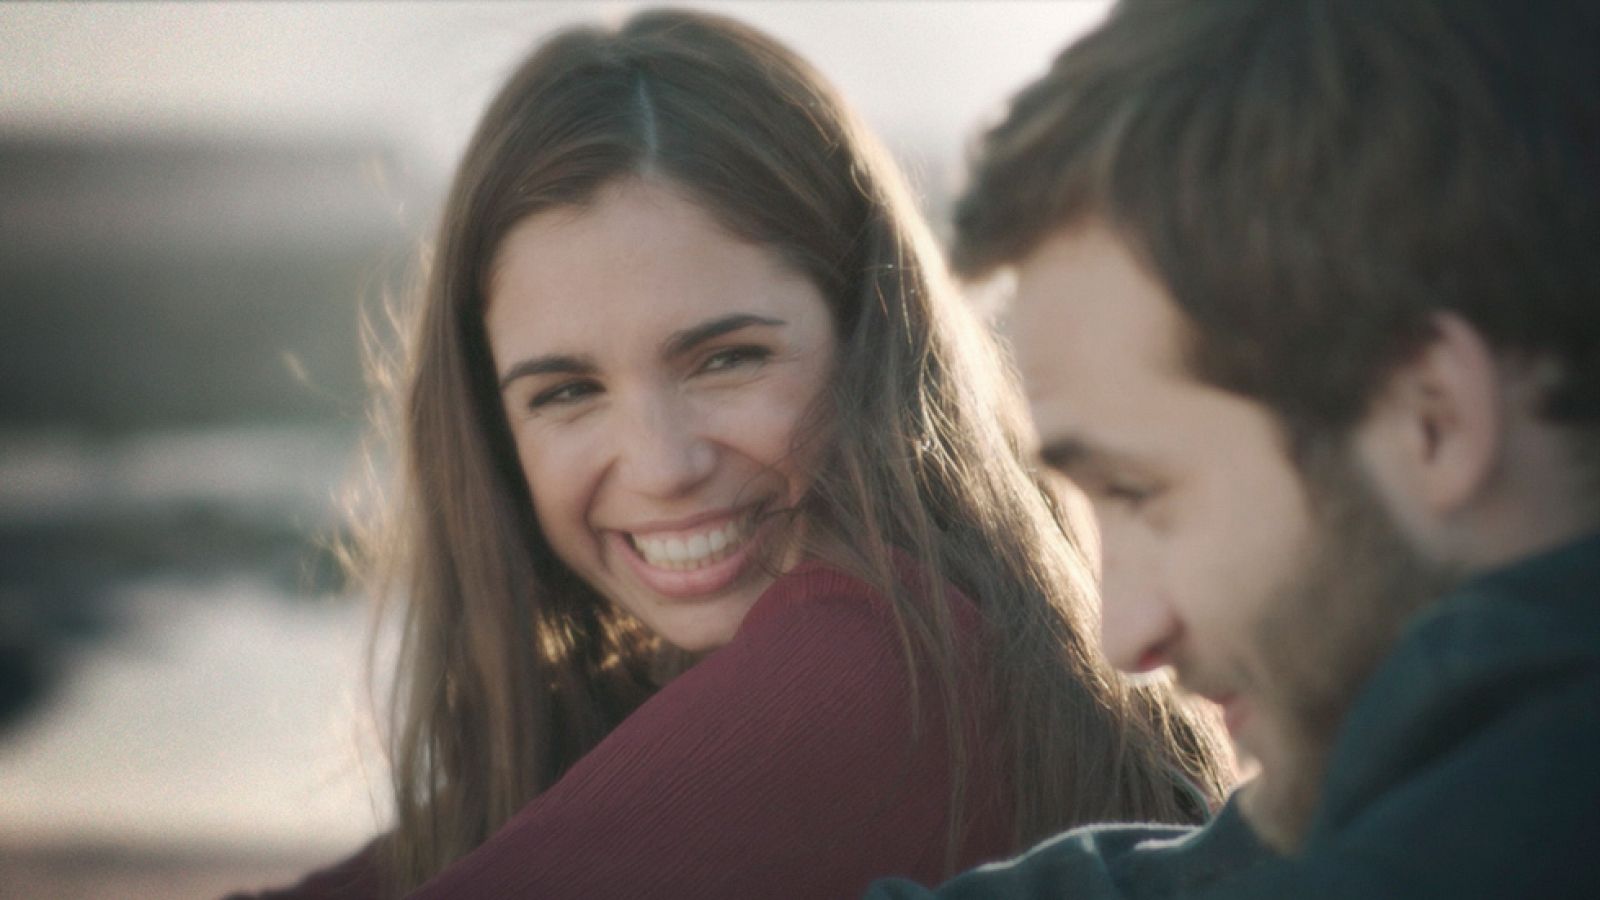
[[241, 561, 1013, 899]]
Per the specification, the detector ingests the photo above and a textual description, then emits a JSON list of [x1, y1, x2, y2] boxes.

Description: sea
[[0, 424, 393, 896]]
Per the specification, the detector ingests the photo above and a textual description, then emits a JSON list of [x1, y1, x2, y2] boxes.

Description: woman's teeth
[[631, 518, 749, 570]]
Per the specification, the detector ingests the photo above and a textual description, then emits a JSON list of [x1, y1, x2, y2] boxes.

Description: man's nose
[[614, 391, 717, 498], [1096, 534, 1181, 674]]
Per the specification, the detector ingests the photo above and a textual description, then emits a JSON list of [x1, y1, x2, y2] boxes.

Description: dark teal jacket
[[869, 532, 1600, 899]]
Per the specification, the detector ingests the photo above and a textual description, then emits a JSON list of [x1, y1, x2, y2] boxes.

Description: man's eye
[[699, 346, 772, 374], [1101, 483, 1160, 510], [529, 380, 600, 409]]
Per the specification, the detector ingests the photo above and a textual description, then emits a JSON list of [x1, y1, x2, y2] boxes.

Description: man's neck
[[1442, 416, 1599, 577]]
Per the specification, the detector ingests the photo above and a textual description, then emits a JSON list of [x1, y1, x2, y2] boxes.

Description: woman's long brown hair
[[360, 9, 1233, 893]]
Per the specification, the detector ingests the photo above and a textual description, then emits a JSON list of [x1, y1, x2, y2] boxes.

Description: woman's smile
[[623, 508, 755, 571], [608, 505, 786, 600]]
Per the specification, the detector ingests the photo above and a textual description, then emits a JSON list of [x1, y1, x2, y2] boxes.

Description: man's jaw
[[1234, 757, 1326, 853], [1175, 673, 1320, 851], [1219, 693, 1337, 855]]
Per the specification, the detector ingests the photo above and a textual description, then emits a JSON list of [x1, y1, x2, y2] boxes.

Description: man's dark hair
[[955, 0, 1600, 452]]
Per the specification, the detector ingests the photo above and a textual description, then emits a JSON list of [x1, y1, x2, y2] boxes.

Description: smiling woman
[[235, 8, 1232, 899], [486, 180, 837, 652]]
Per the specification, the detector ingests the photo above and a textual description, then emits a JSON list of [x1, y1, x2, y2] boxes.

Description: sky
[[0, 1, 1113, 187]]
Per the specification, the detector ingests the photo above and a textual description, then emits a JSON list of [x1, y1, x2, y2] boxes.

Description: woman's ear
[[1355, 312, 1503, 523]]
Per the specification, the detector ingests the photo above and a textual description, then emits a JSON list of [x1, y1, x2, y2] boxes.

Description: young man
[[870, 0, 1599, 897]]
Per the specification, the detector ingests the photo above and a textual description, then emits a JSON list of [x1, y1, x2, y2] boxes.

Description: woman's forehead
[[483, 180, 831, 366]]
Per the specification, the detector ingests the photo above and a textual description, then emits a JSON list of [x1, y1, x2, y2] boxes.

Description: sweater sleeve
[[408, 564, 999, 899]]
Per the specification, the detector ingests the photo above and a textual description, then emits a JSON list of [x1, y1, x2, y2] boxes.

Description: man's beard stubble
[[1237, 446, 1460, 853]]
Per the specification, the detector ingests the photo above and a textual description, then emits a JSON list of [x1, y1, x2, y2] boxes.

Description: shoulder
[[733, 556, 983, 646], [1324, 552, 1600, 818], [415, 558, 1001, 896], [1391, 531, 1600, 688], [737, 559, 891, 629], [674, 561, 915, 719], [866, 799, 1268, 900], [577, 558, 969, 751]]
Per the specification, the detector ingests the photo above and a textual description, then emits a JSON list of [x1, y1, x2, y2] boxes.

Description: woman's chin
[[650, 600, 757, 655]]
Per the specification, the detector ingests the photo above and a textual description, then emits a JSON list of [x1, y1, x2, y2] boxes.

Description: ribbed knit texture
[[243, 560, 1012, 899]]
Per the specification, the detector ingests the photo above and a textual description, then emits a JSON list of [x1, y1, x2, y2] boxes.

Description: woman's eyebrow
[[496, 313, 785, 390], [662, 313, 786, 359], [498, 353, 597, 391]]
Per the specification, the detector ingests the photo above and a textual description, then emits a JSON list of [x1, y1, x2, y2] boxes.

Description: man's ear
[[1357, 313, 1503, 520]]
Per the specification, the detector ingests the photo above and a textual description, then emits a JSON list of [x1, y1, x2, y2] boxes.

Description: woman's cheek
[[520, 423, 603, 512], [712, 390, 800, 460]]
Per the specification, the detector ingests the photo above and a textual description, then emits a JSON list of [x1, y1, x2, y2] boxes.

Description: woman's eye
[[699, 346, 772, 374], [528, 380, 600, 410]]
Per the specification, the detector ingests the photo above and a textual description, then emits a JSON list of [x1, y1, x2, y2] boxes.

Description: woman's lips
[[609, 508, 776, 599]]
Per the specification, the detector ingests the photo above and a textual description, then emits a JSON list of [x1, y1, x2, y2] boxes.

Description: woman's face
[[486, 178, 837, 652]]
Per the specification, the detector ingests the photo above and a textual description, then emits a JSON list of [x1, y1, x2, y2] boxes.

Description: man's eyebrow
[[1037, 437, 1095, 475], [663, 313, 786, 359], [498, 353, 597, 391], [1039, 435, 1160, 483]]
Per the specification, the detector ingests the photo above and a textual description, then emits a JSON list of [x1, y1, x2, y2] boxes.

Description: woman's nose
[[613, 391, 717, 498]]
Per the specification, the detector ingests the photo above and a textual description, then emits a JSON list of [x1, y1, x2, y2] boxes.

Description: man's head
[[957, 0, 1600, 851]]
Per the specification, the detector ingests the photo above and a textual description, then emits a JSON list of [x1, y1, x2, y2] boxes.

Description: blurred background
[[0, 2, 1109, 896]]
